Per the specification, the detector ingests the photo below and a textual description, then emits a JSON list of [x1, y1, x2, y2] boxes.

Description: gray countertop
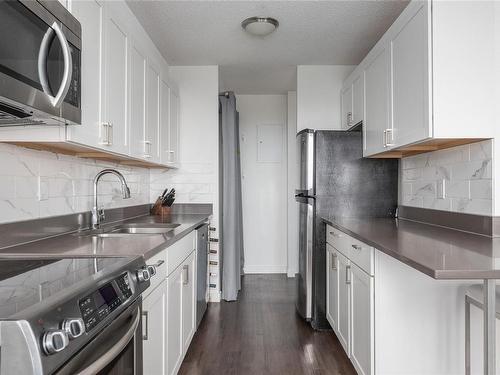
[[322, 216, 500, 279], [0, 213, 210, 260]]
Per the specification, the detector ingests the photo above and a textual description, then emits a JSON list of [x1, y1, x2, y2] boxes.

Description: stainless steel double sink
[[78, 223, 181, 238]]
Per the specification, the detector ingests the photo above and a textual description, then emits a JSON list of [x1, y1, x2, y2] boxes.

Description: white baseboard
[[243, 265, 287, 274]]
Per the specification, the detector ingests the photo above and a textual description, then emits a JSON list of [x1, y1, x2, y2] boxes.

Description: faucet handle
[[98, 207, 105, 222]]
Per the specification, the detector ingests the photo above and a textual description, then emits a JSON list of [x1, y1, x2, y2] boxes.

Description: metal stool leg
[[483, 279, 496, 375], [465, 296, 471, 375]]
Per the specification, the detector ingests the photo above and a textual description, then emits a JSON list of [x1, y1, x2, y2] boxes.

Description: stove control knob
[[147, 264, 157, 277], [62, 318, 85, 339], [42, 330, 69, 355], [136, 268, 150, 283]]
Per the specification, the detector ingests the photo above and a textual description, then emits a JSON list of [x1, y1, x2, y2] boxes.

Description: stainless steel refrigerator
[[295, 129, 398, 329]]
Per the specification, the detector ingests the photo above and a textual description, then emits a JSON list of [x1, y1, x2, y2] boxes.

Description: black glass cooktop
[[0, 257, 129, 318]]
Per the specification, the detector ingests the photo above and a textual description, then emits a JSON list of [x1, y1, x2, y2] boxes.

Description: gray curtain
[[219, 92, 244, 301]]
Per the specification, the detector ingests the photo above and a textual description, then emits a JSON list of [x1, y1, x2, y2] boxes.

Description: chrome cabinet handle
[[38, 22, 72, 108], [108, 122, 113, 145], [345, 265, 351, 285], [144, 141, 152, 158], [100, 122, 112, 145], [183, 264, 189, 285], [154, 260, 165, 268], [347, 112, 353, 126], [142, 311, 148, 340], [352, 244, 362, 250], [385, 128, 394, 147], [383, 129, 387, 147], [331, 253, 337, 270]]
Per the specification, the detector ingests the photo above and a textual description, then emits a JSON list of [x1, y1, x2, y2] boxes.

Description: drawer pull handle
[[154, 260, 165, 268], [329, 232, 342, 238], [331, 253, 337, 271], [352, 244, 362, 250], [345, 265, 351, 285]]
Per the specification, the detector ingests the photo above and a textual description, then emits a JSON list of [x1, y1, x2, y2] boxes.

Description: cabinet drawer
[[143, 249, 167, 298], [166, 232, 196, 276], [344, 237, 374, 276], [326, 225, 349, 255], [326, 225, 374, 276]]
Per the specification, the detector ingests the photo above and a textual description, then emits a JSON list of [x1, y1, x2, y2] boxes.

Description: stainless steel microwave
[[0, 0, 81, 126]]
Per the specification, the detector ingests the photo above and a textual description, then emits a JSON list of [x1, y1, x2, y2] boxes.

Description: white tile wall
[[0, 143, 150, 224], [400, 140, 493, 216]]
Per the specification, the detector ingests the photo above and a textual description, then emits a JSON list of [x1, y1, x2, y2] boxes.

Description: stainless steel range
[[0, 256, 157, 375]]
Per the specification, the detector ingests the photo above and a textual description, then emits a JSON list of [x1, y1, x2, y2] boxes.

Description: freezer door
[[296, 130, 315, 196], [296, 197, 314, 320]]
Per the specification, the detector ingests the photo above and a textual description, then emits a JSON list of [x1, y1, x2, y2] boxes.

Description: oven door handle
[[38, 22, 73, 108], [75, 307, 140, 375]]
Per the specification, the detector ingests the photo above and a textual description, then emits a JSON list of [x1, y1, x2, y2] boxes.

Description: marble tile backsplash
[[400, 140, 493, 216], [0, 143, 150, 224]]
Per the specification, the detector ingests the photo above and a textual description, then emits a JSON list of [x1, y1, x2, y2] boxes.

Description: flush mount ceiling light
[[241, 17, 279, 37]]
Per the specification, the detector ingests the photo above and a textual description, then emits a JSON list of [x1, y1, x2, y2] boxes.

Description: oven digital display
[[99, 284, 118, 305]]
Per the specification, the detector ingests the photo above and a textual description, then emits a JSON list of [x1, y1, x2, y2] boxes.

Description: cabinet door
[[337, 251, 350, 356], [391, 2, 430, 147], [129, 44, 147, 159], [168, 90, 180, 164], [326, 244, 339, 333], [352, 73, 364, 127], [146, 62, 160, 162], [350, 263, 374, 375], [160, 80, 171, 164], [341, 85, 353, 130], [66, 0, 104, 148], [142, 281, 165, 375], [166, 265, 183, 375], [102, 10, 128, 154], [364, 46, 391, 156], [182, 251, 196, 352]]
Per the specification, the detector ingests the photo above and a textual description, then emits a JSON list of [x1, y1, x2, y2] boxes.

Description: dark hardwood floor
[[179, 274, 356, 375]]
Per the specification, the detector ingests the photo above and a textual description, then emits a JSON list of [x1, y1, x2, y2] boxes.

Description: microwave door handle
[[37, 22, 73, 108]]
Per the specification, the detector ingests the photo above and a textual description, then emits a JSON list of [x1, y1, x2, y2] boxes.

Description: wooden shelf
[[6, 141, 174, 169], [368, 138, 489, 159]]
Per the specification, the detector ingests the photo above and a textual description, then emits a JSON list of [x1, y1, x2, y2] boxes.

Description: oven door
[[55, 299, 143, 375], [0, 0, 81, 124]]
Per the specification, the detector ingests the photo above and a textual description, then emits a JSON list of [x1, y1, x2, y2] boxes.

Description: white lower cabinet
[[166, 263, 184, 375], [337, 250, 351, 356], [181, 252, 196, 351], [326, 244, 339, 333], [142, 232, 197, 375], [326, 225, 374, 375], [143, 279, 166, 375], [350, 263, 374, 375]]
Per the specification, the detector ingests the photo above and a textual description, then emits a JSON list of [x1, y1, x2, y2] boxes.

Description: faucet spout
[[92, 169, 131, 229]]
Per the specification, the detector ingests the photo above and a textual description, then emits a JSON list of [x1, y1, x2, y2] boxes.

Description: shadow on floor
[[179, 274, 355, 375]]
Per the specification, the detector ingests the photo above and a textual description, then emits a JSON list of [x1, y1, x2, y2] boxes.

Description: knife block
[[151, 197, 172, 216]]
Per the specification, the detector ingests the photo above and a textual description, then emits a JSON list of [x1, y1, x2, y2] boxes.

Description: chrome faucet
[[92, 169, 131, 229]]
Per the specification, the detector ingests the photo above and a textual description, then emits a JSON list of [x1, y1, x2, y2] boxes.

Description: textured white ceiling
[[127, 1, 409, 94]]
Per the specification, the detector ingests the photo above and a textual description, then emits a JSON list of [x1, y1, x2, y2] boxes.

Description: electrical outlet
[[436, 179, 446, 199]]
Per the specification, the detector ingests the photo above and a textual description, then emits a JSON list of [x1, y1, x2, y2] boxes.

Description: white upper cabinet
[[342, 0, 495, 158], [341, 71, 364, 130], [1, 0, 177, 168], [146, 62, 161, 162], [160, 80, 171, 164], [129, 44, 147, 159], [351, 74, 364, 127], [168, 89, 180, 164], [341, 85, 352, 130], [102, 8, 128, 155], [391, 1, 430, 148], [364, 47, 391, 156], [65, 0, 104, 148]]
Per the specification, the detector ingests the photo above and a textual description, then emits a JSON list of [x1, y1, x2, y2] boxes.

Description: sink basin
[[77, 223, 181, 237]]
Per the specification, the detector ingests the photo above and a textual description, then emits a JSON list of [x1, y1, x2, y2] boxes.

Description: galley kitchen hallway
[[179, 274, 355, 375]]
